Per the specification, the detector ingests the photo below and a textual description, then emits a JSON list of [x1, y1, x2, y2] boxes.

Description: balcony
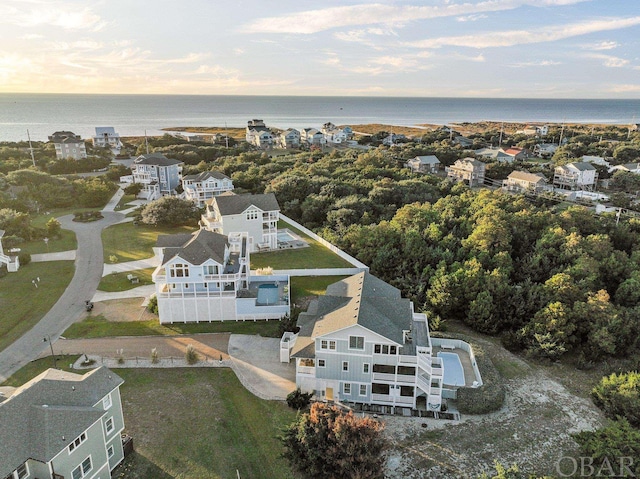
[[371, 394, 414, 405], [372, 373, 416, 384]]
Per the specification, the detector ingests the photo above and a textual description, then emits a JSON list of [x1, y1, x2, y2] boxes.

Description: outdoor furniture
[[127, 274, 139, 284], [441, 344, 455, 351]]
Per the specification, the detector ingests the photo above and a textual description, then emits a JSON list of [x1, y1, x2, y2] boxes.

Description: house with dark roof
[[280, 272, 482, 416], [553, 162, 598, 191], [446, 158, 486, 186], [245, 119, 274, 148], [128, 153, 184, 200], [182, 171, 234, 207], [0, 367, 125, 479], [406, 155, 441, 174], [48, 131, 87, 160], [152, 228, 290, 322], [503, 171, 548, 193], [201, 192, 280, 252]]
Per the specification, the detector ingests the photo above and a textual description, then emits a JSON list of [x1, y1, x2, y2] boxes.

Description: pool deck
[[434, 346, 477, 387]]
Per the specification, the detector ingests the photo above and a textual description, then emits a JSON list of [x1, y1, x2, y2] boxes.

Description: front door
[[326, 387, 333, 401]]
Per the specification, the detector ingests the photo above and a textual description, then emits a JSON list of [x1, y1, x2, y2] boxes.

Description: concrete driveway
[[228, 334, 296, 401]]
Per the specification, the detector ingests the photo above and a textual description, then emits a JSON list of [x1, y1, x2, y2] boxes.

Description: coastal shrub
[[18, 253, 31, 266], [185, 344, 199, 365], [146, 295, 158, 315], [286, 388, 313, 410], [591, 371, 640, 427], [432, 332, 505, 415]]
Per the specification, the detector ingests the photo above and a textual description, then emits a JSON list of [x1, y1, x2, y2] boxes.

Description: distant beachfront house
[[182, 171, 234, 207], [0, 229, 20, 272], [553, 162, 598, 191], [582, 155, 611, 168], [446, 158, 486, 187], [126, 153, 184, 201], [281, 272, 482, 416], [277, 129, 301, 149], [152, 229, 290, 323], [406, 155, 441, 174], [0, 367, 126, 479], [520, 125, 549, 137], [48, 131, 87, 160], [92, 127, 122, 152], [610, 162, 640, 174], [382, 133, 406, 146], [503, 171, 548, 193], [474, 147, 514, 163], [321, 122, 348, 144], [503, 147, 530, 161], [452, 135, 473, 148], [245, 119, 274, 148], [201, 192, 280, 252], [300, 128, 326, 146]]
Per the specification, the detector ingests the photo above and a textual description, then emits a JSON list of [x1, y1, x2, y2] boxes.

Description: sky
[[0, 0, 639, 98]]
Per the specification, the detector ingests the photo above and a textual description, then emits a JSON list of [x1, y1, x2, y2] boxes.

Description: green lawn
[[98, 268, 155, 292], [0, 261, 75, 352], [115, 193, 136, 210], [250, 220, 354, 270], [63, 316, 284, 339], [290, 275, 347, 304], [113, 368, 298, 479], [1, 355, 81, 387], [102, 222, 196, 263], [30, 207, 99, 228], [18, 229, 77, 255]]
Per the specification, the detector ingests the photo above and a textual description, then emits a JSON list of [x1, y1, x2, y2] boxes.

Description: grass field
[[250, 221, 354, 270], [17, 229, 77, 254], [98, 267, 155, 292], [112, 368, 298, 479], [62, 316, 284, 339], [102, 222, 196, 263], [0, 261, 75, 352], [1, 355, 81, 386], [290, 275, 347, 304], [116, 193, 137, 210]]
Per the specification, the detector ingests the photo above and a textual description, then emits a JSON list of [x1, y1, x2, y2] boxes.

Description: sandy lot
[[84, 297, 156, 322]]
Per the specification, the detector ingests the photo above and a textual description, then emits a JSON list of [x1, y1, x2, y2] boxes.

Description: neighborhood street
[[0, 202, 124, 382]]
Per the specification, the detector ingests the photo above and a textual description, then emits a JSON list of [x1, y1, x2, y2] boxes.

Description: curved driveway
[[0, 209, 124, 382]]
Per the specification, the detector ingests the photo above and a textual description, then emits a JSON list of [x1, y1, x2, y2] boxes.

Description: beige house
[[48, 131, 87, 160], [503, 171, 548, 193], [446, 158, 486, 186], [406, 155, 441, 174]]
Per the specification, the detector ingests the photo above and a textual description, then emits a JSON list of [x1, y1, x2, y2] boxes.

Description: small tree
[[124, 183, 143, 196], [146, 295, 158, 314], [140, 196, 200, 226], [591, 371, 640, 427], [281, 402, 387, 479], [286, 388, 313, 410], [45, 217, 61, 238]]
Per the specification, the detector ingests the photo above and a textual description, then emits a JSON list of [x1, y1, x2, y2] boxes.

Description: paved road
[[0, 208, 124, 382]]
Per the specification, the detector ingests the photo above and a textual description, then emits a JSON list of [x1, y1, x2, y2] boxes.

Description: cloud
[[241, 0, 588, 35], [609, 84, 640, 93], [1, 1, 103, 30], [586, 40, 619, 50], [511, 60, 561, 67], [456, 14, 488, 22], [321, 51, 431, 76], [405, 16, 640, 49], [587, 53, 629, 68]]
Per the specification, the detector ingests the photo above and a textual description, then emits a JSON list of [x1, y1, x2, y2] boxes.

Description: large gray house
[[0, 367, 126, 479]]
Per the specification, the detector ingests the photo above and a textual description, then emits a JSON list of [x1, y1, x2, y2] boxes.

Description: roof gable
[[212, 193, 280, 216]]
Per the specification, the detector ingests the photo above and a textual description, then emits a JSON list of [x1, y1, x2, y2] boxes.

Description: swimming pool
[[256, 283, 279, 305], [439, 352, 465, 387], [277, 231, 296, 242]]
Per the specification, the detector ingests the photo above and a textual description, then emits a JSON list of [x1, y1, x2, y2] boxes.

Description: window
[[246, 210, 259, 220], [72, 455, 92, 479], [360, 384, 367, 396], [374, 344, 396, 355], [103, 394, 112, 410], [382, 345, 389, 354], [329, 341, 336, 350], [169, 263, 189, 278], [68, 432, 87, 453], [349, 336, 364, 350], [363, 363, 370, 374], [342, 361, 349, 372], [15, 463, 28, 479], [108, 445, 114, 458], [317, 359, 326, 367], [320, 340, 328, 350], [374, 344, 381, 354], [204, 265, 219, 275], [343, 383, 351, 395], [105, 417, 114, 434]]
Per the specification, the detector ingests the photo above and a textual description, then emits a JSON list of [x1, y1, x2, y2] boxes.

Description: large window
[[372, 383, 390, 395], [349, 336, 364, 350], [246, 210, 259, 220], [68, 432, 87, 453], [374, 344, 397, 355], [204, 265, 219, 275], [72, 456, 92, 479], [169, 263, 189, 278]]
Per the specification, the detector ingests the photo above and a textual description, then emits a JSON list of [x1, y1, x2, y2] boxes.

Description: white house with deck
[[281, 273, 482, 416], [0, 230, 19, 272], [0, 367, 126, 479], [503, 171, 548, 193], [92, 127, 122, 152], [182, 171, 233, 207], [152, 229, 290, 323], [406, 155, 441, 173], [124, 153, 184, 200], [553, 162, 598, 191], [201, 192, 280, 252]]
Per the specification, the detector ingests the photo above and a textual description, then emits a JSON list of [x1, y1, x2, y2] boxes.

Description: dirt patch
[[84, 298, 156, 322], [382, 340, 606, 478]]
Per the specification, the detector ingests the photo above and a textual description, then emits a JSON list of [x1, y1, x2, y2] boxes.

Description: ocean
[[1, 93, 639, 142]]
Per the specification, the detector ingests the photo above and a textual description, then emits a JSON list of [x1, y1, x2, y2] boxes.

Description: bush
[[18, 253, 31, 266], [151, 348, 159, 364], [185, 344, 199, 365], [124, 183, 143, 195], [286, 388, 313, 410], [591, 371, 640, 427], [146, 295, 158, 315]]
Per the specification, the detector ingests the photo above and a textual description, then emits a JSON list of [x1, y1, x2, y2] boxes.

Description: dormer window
[[170, 263, 189, 278], [246, 210, 259, 221]]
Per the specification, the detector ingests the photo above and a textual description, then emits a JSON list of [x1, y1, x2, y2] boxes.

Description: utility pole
[[27, 129, 36, 167], [498, 122, 504, 148], [558, 122, 565, 146], [145, 130, 149, 154]]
